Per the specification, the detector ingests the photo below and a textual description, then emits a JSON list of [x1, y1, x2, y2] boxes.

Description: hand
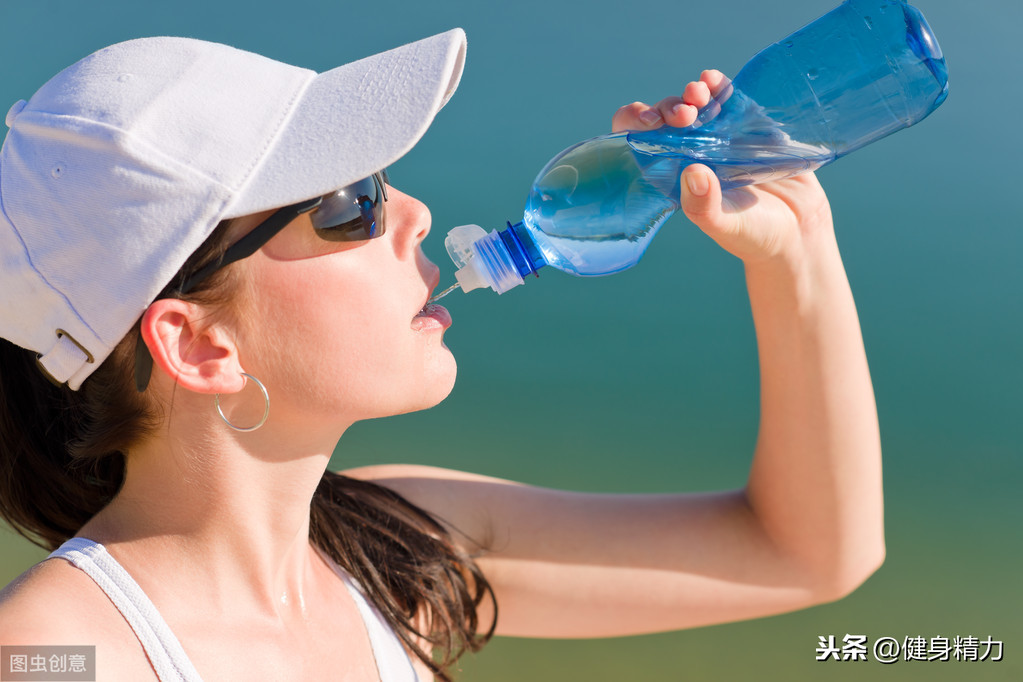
[[613, 71, 834, 268]]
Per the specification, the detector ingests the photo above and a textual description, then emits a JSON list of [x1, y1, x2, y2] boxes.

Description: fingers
[[612, 102, 655, 133], [612, 100, 694, 132], [680, 164, 734, 237], [657, 96, 698, 127], [700, 69, 730, 98], [611, 94, 699, 132], [683, 80, 712, 110], [611, 69, 732, 133]]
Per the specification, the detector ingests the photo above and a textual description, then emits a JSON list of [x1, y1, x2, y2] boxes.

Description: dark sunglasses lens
[[311, 176, 383, 241]]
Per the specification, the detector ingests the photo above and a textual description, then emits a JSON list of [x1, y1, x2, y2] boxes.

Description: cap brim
[[225, 28, 466, 219]]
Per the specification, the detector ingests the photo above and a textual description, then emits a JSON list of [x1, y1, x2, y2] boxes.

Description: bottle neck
[[498, 221, 547, 278]]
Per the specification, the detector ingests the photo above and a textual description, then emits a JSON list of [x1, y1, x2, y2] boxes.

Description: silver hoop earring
[[215, 372, 270, 432]]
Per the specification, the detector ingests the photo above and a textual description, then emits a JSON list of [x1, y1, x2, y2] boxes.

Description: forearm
[[743, 225, 884, 597]]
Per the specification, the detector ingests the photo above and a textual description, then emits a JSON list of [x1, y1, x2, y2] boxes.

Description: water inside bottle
[[522, 135, 678, 277]]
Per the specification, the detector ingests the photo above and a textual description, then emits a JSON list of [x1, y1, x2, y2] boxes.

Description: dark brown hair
[[0, 221, 495, 680]]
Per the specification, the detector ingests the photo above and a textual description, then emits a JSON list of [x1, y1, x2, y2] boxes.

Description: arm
[[674, 71, 885, 596], [345, 71, 883, 638], [723, 183, 885, 597]]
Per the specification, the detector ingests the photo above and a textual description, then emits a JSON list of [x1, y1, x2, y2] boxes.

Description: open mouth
[[412, 302, 452, 331]]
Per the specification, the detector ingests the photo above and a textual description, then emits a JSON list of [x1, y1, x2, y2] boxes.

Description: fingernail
[[639, 109, 662, 126], [685, 169, 709, 196]]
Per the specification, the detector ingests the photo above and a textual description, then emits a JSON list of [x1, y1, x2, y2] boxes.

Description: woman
[[0, 29, 884, 681]]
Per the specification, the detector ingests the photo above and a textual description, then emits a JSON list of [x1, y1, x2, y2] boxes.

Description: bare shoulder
[[0, 558, 156, 681], [0, 558, 107, 639], [341, 463, 527, 516], [339, 463, 541, 552], [341, 462, 517, 485]]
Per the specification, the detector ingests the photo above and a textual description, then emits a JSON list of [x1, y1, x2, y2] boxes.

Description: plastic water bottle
[[437, 0, 948, 298]]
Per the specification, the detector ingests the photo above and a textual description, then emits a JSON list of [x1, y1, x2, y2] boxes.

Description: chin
[[388, 347, 457, 417], [418, 349, 458, 409]]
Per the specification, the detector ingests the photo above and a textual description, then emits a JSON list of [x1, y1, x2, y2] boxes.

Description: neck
[[78, 399, 348, 619]]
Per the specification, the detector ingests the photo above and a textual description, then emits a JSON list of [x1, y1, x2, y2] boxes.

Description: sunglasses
[[134, 171, 389, 392], [177, 171, 389, 294]]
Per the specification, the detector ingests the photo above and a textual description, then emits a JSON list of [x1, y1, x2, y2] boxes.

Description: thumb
[[680, 164, 738, 239]]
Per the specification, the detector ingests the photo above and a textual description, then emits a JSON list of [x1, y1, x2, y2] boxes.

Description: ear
[[139, 299, 244, 395]]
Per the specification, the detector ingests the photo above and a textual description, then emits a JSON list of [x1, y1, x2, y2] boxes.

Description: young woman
[[0, 29, 884, 681]]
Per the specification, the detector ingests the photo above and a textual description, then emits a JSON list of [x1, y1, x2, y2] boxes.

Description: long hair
[[0, 220, 495, 680]]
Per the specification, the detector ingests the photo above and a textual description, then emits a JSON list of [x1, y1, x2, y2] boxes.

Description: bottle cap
[[444, 224, 524, 294]]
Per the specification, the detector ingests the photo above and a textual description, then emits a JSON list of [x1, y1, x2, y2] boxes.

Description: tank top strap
[[48, 537, 204, 682], [316, 549, 421, 682]]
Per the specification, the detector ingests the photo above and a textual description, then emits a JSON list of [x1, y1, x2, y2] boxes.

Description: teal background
[[1, 0, 1019, 680]]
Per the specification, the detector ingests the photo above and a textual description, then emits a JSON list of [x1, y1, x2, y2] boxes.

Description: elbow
[[813, 541, 886, 604]]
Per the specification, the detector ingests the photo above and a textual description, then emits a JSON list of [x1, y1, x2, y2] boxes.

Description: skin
[[0, 70, 884, 680]]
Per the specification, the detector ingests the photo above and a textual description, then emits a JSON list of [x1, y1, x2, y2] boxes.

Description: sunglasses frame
[[179, 172, 388, 295]]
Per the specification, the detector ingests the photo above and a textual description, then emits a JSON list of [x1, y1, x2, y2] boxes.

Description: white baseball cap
[[0, 30, 467, 389]]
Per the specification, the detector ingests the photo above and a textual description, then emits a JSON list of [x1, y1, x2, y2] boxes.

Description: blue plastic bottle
[[440, 0, 948, 296]]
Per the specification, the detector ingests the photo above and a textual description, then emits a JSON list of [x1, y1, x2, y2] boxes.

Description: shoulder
[[341, 463, 523, 491], [339, 464, 527, 520], [0, 557, 105, 639], [0, 557, 156, 681], [338, 463, 542, 552]]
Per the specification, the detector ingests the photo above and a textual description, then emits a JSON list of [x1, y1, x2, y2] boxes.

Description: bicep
[[341, 464, 827, 638]]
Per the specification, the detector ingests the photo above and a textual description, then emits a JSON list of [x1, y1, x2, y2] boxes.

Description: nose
[[386, 185, 432, 259]]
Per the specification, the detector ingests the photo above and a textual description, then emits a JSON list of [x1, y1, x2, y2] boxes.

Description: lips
[[411, 302, 452, 332]]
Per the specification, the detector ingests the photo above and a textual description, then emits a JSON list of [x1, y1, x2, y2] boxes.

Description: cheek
[[239, 252, 455, 420]]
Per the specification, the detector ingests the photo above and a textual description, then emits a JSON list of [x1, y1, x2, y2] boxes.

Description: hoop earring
[[215, 373, 270, 432]]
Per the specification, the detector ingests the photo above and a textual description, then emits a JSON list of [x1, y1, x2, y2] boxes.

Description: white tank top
[[48, 537, 420, 682]]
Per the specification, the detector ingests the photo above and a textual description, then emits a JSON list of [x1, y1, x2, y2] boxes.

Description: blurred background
[[1, 0, 1019, 679]]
